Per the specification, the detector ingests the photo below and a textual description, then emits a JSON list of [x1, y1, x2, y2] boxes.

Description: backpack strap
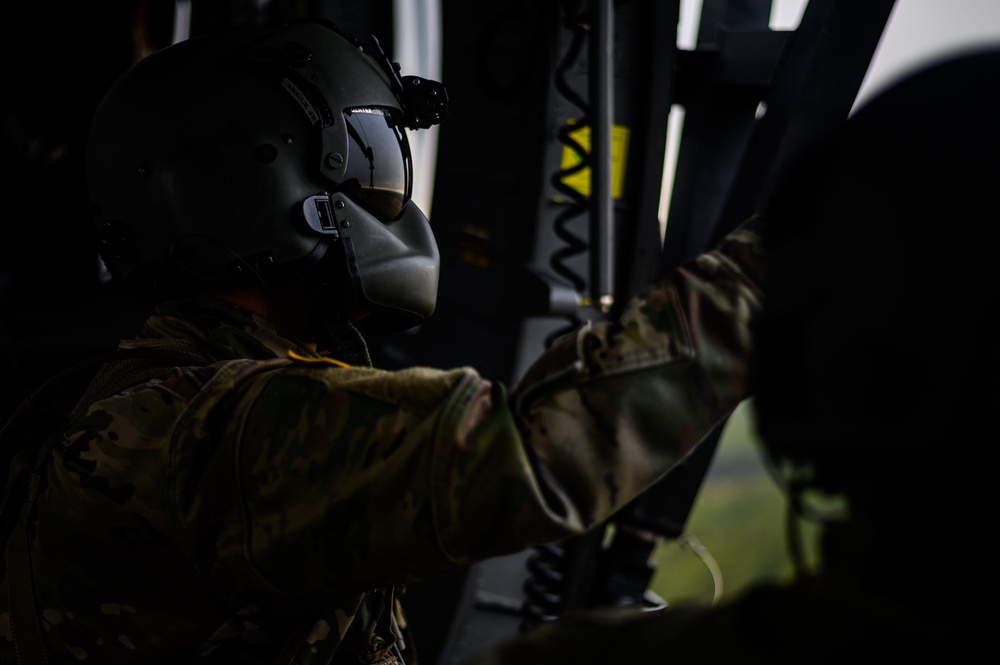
[[0, 347, 211, 664]]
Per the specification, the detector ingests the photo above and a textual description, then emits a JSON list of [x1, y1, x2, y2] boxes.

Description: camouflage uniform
[[0, 218, 763, 664]]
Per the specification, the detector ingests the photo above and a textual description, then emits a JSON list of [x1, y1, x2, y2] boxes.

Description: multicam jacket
[[0, 218, 763, 664]]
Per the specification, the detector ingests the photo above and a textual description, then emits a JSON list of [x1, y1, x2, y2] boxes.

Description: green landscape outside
[[650, 399, 822, 606]]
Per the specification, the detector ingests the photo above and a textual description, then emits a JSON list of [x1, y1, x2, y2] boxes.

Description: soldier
[[463, 47, 999, 665], [0, 19, 763, 665]]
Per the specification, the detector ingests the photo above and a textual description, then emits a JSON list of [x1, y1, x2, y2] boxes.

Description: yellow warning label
[[559, 121, 630, 199]]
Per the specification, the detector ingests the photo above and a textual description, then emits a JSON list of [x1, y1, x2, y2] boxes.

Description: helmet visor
[[340, 107, 411, 221]]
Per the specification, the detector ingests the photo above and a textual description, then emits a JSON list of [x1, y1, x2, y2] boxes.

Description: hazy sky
[[770, 0, 1000, 107], [661, 0, 1000, 222]]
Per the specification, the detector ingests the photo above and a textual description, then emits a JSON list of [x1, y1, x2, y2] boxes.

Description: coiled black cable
[[543, 1, 592, 348], [519, 543, 569, 631], [521, 2, 595, 628]]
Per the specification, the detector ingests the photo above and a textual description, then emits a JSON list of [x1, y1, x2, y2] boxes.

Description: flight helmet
[[87, 19, 448, 335]]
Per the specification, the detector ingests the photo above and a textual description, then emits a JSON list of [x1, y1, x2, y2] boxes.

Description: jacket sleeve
[[176, 216, 765, 595], [435, 215, 764, 561]]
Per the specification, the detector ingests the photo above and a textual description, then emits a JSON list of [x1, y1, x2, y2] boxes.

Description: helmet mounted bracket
[[305, 19, 449, 130]]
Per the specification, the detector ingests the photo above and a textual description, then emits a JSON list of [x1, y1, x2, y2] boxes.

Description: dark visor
[[339, 107, 411, 221]]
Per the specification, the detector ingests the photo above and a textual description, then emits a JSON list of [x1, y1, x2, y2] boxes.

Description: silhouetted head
[[753, 48, 1000, 521]]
